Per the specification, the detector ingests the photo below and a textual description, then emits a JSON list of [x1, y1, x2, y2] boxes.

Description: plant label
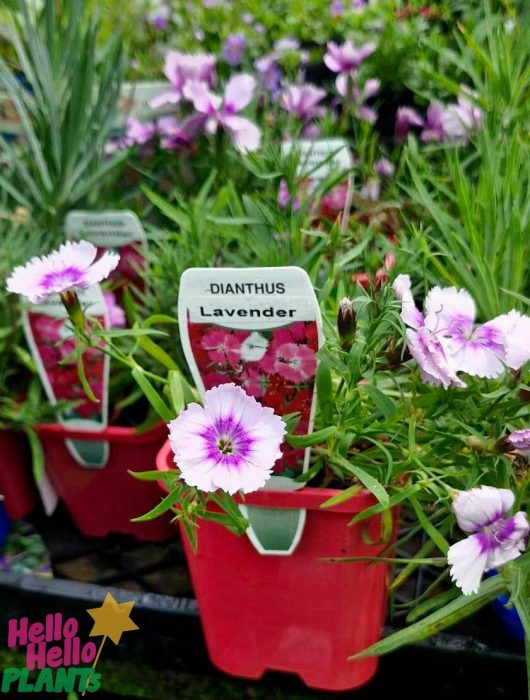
[[117, 81, 174, 124], [281, 138, 354, 229], [65, 210, 147, 296], [22, 285, 111, 473], [178, 266, 323, 555]]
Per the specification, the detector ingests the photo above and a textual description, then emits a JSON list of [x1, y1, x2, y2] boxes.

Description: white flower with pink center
[[6, 241, 120, 304], [201, 328, 246, 367], [448, 486, 529, 595], [262, 341, 317, 383], [168, 383, 286, 494]]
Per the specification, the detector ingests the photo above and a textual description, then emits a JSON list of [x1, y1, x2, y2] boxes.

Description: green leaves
[[131, 366, 173, 423], [352, 574, 507, 659]]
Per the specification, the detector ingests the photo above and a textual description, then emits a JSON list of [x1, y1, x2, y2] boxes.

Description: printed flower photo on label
[[27, 312, 105, 421], [187, 319, 319, 474]]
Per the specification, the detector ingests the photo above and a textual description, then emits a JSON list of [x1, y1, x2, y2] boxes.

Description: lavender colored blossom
[[330, 0, 344, 17], [507, 429, 530, 456], [336, 74, 379, 123], [422, 93, 482, 143], [374, 157, 395, 177], [146, 0, 171, 30], [484, 310, 530, 371], [324, 39, 376, 73], [242, 12, 253, 24], [448, 486, 529, 595], [277, 179, 300, 210], [124, 117, 156, 146], [223, 34, 246, 66], [281, 83, 326, 122], [254, 22, 265, 35], [168, 383, 286, 494], [6, 241, 119, 304], [104, 291, 126, 328], [255, 55, 282, 98], [183, 74, 261, 152], [157, 116, 194, 150], [393, 275, 510, 386], [395, 106, 424, 141], [150, 52, 216, 108]]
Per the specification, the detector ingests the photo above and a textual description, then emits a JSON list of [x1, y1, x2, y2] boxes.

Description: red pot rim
[[156, 440, 380, 514], [36, 421, 167, 444]]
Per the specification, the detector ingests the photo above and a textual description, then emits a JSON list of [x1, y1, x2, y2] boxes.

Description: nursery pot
[[157, 441, 396, 692], [36, 422, 173, 541], [0, 430, 37, 520]]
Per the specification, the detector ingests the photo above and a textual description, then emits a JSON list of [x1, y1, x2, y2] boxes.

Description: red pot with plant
[[156, 440, 395, 692], [38, 422, 173, 541], [0, 430, 37, 520]]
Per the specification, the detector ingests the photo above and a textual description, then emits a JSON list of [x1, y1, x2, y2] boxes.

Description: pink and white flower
[[336, 75, 379, 123], [281, 84, 326, 123], [486, 310, 530, 371], [201, 328, 246, 367], [183, 74, 261, 152], [261, 341, 317, 383], [6, 241, 120, 304], [103, 291, 126, 328], [506, 429, 530, 456], [150, 52, 216, 108], [239, 367, 266, 397], [324, 40, 376, 73], [168, 383, 286, 494], [395, 106, 424, 141], [393, 275, 508, 386], [448, 486, 529, 595]]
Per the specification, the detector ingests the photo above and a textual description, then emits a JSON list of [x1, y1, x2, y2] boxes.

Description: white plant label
[[281, 138, 353, 182], [65, 210, 146, 248], [178, 266, 324, 556]]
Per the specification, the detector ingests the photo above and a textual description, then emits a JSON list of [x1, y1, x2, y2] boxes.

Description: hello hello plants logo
[[2, 593, 139, 694]]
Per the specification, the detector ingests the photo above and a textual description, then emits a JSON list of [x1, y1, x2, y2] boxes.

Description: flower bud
[[337, 297, 356, 347]]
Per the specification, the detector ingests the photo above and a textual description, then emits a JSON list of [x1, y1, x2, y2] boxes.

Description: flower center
[[40, 266, 83, 291], [217, 436, 235, 455]]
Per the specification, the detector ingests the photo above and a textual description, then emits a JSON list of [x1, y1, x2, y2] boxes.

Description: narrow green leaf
[[286, 425, 337, 448]]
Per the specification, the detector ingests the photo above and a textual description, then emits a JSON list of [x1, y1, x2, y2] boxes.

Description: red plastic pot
[[37, 422, 173, 541], [157, 441, 395, 692], [0, 430, 37, 520]]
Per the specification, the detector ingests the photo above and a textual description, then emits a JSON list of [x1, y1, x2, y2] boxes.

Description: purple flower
[[255, 55, 282, 98], [183, 74, 261, 152], [448, 486, 529, 595], [125, 117, 156, 146], [278, 179, 300, 210], [223, 34, 246, 66], [374, 157, 395, 177], [336, 74, 379, 123], [392, 275, 467, 388], [395, 107, 424, 141], [422, 93, 482, 143], [146, 0, 170, 29], [6, 241, 120, 304], [507, 429, 530, 456], [254, 22, 265, 35], [242, 12, 253, 24], [487, 310, 530, 371], [281, 83, 326, 122], [324, 40, 376, 73], [167, 383, 286, 494], [104, 291, 126, 328], [393, 275, 510, 385], [150, 52, 216, 108], [330, 0, 343, 16], [157, 116, 195, 150]]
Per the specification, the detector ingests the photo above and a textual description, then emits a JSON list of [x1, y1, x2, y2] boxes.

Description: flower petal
[[224, 73, 256, 112], [453, 486, 514, 533], [448, 534, 488, 595]]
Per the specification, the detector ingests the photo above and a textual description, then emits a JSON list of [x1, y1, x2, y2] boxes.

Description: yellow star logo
[[86, 592, 139, 645]]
